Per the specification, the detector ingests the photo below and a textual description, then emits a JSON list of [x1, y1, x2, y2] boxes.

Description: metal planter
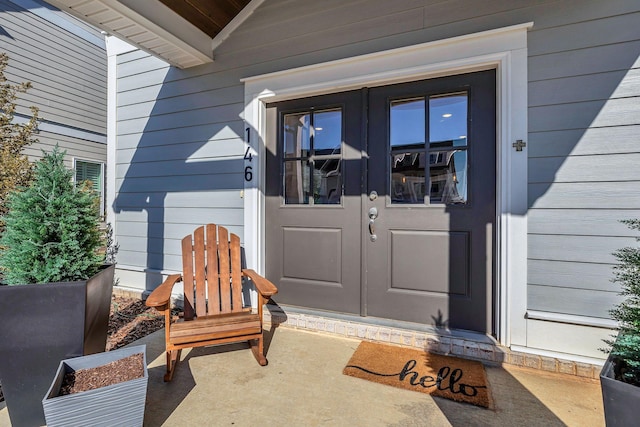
[[0, 264, 115, 427], [600, 352, 640, 427], [43, 345, 148, 427]]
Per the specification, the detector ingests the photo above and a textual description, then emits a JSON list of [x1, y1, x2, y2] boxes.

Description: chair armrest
[[145, 274, 182, 309], [242, 269, 278, 297]]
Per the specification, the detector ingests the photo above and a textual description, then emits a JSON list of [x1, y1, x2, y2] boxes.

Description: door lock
[[368, 207, 378, 219]]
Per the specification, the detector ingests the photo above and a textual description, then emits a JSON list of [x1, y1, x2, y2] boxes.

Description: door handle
[[368, 207, 377, 242]]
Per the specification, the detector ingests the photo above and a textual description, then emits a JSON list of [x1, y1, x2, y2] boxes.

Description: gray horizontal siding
[[23, 131, 106, 166], [529, 260, 616, 292], [528, 285, 622, 319], [112, 0, 640, 323], [530, 182, 640, 209], [528, 209, 640, 237], [0, 0, 106, 135]]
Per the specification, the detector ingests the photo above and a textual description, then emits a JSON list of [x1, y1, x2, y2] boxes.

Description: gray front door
[[265, 70, 496, 333], [265, 90, 364, 314]]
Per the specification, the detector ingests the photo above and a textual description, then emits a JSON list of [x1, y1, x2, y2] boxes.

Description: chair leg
[[164, 349, 182, 382], [250, 336, 267, 366]]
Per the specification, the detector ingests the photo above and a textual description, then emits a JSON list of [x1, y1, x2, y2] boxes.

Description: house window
[[75, 160, 104, 214]]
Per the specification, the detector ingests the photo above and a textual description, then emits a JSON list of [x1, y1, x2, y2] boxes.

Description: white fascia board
[[45, 0, 212, 68], [212, 0, 266, 53]]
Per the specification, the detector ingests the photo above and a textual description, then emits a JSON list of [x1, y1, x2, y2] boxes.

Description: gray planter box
[[43, 345, 148, 427], [600, 353, 640, 427], [0, 264, 115, 427]]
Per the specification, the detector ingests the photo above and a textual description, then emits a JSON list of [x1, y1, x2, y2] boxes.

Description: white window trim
[[242, 22, 532, 347]]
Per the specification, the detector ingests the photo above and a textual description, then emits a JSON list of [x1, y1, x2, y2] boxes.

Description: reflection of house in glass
[[391, 139, 467, 204], [283, 109, 342, 205]]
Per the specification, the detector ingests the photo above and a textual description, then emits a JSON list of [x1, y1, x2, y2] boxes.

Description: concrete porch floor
[[0, 324, 604, 426]]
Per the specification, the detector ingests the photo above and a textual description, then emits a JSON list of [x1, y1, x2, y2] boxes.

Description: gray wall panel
[[528, 235, 635, 264], [528, 285, 623, 319], [529, 260, 616, 292], [528, 126, 640, 158], [528, 209, 640, 237], [529, 154, 640, 183], [0, 1, 107, 134]]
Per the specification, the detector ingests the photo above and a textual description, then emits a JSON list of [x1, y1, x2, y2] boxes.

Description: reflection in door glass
[[429, 93, 468, 204], [389, 98, 426, 203], [313, 109, 342, 155], [283, 108, 342, 205], [284, 113, 310, 158], [390, 98, 425, 147], [284, 160, 310, 204], [429, 149, 467, 204], [313, 158, 341, 204], [429, 94, 467, 146], [391, 152, 426, 203]]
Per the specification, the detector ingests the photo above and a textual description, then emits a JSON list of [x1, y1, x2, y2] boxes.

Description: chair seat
[[169, 311, 261, 345]]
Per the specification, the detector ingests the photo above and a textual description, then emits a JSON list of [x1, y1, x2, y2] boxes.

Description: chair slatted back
[[181, 224, 243, 320]]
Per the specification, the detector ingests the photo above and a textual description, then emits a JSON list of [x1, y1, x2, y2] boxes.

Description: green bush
[[0, 147, 103, 285], [606, 219, 640, 385]]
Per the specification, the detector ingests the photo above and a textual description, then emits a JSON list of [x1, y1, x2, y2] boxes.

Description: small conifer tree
[[0, 52, 39, 233], [0, 147, 103, 285], [605, 219, 640, 385]]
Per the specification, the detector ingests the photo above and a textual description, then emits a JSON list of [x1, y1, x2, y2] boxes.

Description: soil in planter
[[58, 353, 144, 396]]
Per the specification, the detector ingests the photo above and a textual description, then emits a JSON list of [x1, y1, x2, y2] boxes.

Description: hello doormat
[[343, 341, 492, 408]]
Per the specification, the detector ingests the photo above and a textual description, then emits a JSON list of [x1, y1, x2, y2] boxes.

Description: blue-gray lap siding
[[0, 0, 106, 167], [114, 0, 640, 318]]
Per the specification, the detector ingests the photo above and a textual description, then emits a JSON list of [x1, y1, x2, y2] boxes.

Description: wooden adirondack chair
[[145, 224, 278, 381]]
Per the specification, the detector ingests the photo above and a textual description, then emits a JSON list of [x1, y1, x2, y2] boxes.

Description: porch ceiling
[[44, 0, 256, 68]]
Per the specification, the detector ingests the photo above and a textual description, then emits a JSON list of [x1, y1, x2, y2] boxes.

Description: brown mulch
[[58, 352, 144, 396], [107, 295, 165, 351]]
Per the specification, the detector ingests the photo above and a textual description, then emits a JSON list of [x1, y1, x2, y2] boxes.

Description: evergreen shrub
[[0, 147, 103, 285], [605, 219, 640, 386]]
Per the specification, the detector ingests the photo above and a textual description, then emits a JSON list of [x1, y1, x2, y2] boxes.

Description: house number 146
[[244, 128, 253, 182]]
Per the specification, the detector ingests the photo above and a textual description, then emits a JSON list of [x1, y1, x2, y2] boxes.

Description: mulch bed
[[107, 295, 165, 351], [0, 295, 164, 403]]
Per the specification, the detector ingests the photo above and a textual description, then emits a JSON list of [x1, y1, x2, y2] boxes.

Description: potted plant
[[600, 219, 640, 427], [0, 147, 115, 427], [42, 344, 148, 427]]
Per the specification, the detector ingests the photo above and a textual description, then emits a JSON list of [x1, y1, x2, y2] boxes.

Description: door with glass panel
[[265, 90, 363, 314], [366, 70, 496, 332], [265, 70, 496, 332]]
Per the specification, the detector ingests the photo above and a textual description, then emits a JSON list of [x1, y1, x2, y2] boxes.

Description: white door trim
[[242, 22, 532, 347]]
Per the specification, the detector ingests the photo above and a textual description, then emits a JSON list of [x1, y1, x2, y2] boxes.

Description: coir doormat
[[343, 341, 492, 408]]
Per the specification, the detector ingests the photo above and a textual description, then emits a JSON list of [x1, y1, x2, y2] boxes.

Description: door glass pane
[[390, 152, 426, 203], [284, 160, 310, 204], [313, 158, 341, 204], [429, 93, 468, 204], [313, 109, 341, 155], [429, 93, 467, 146], [390, 98, 425, 148], [430, 150, 467, 204], [284, 112, 310, 158]]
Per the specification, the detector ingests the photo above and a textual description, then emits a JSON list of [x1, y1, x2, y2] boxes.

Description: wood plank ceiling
[[157, 0, 252, 38]]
